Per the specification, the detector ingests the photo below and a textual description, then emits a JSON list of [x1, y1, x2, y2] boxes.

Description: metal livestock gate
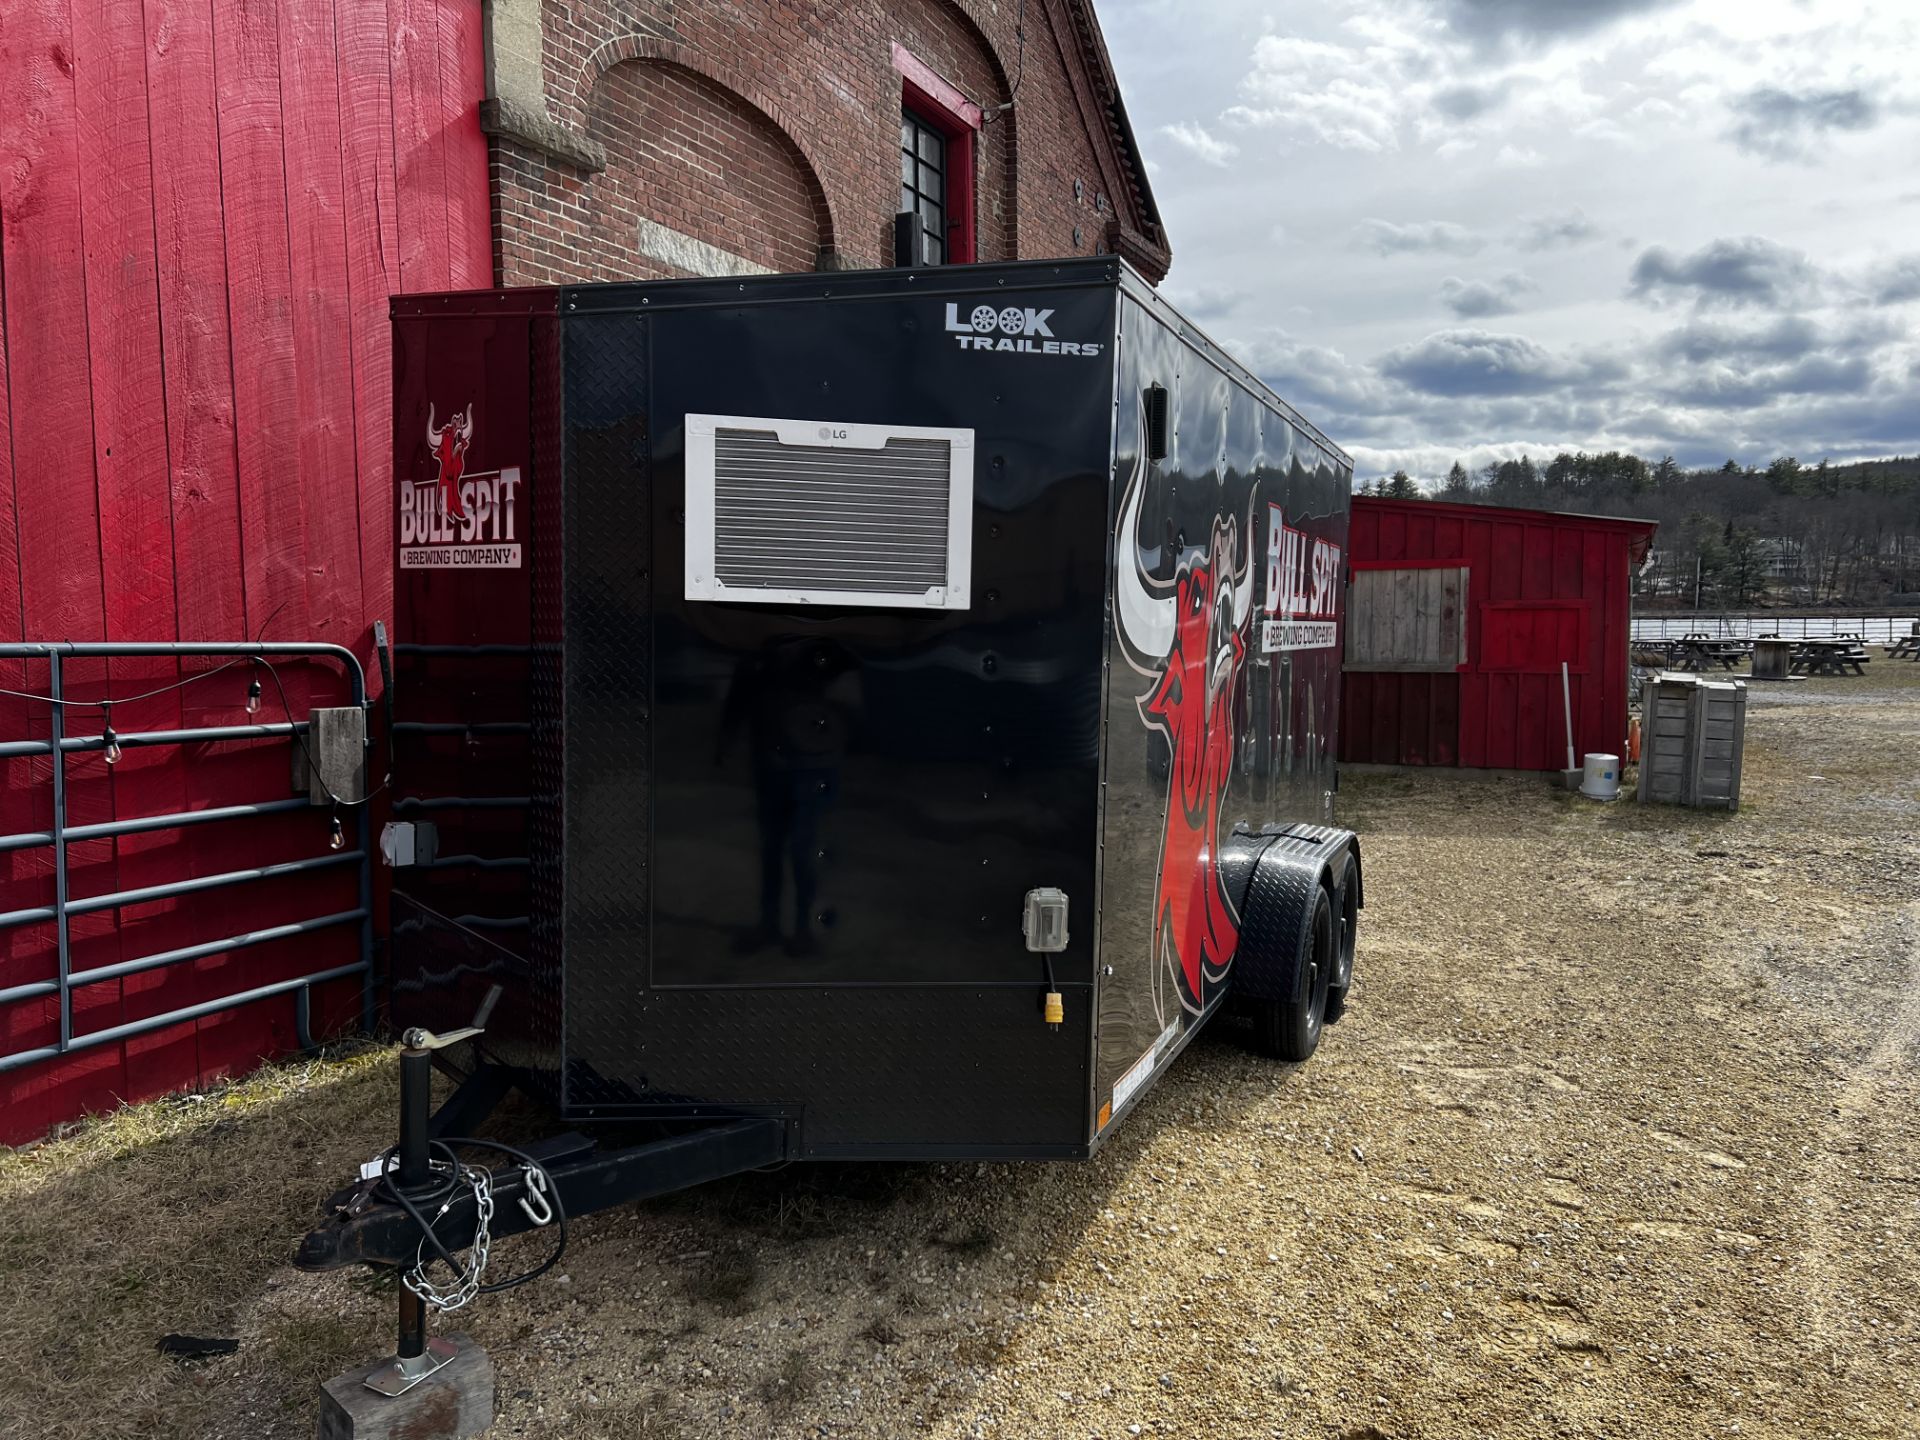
[[1340, 497, 1656, 771], [0, 0, 492, 1141]]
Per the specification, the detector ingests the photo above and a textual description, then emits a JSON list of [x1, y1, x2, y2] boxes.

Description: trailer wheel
[[1325, 859, 1360, 1024], [1251, 885, 1333, 1061]]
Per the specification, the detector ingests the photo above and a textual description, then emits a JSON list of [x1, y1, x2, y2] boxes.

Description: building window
[[891, 42, 979, 265], [901, 109, 948, 264]]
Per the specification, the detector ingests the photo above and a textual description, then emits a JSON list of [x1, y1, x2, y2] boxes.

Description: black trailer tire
[[1251, 886, 1333, 1061], [1325, 855, 1360, 1023]]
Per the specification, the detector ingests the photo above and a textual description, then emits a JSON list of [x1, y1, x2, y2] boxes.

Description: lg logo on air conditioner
[[943, 303, 1103, 358]]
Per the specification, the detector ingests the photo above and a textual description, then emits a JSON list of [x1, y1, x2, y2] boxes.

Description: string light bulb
[[101, 707, 120, 765], [246, 670, 262, 715], [328, 812, 345, 851]]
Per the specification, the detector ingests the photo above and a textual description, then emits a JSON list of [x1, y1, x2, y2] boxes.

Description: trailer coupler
[[300, 1036, 791, 1432], [296, 1110, 788, 1271]]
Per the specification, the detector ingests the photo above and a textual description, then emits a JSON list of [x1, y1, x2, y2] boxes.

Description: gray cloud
[[1426, 0, 1685, 48], [1228, 329, 1402, 426], [1166, 285, 1249, 320], [1726, 86, 1882, 161], [1358, 218, 1484, 256], [1663, 355, 1874, 411], [1439, 272, 1537, 318], [1377, 329, 1622, 398], [1657, 315, 1824, 364], [1431, 83, 1498, 121], [1628, 236, 1821, 309], [1870, 255, 1920, 304], [1518, 210, 1601, 251]]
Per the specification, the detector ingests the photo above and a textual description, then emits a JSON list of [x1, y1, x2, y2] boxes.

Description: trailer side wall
[[1093, 293, 1352, 1133]]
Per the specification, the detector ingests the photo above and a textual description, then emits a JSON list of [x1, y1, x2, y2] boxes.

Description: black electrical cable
[[254, 652, 391, 810], [0, 600, 291, 709], [1006, 0, 1028, 106], [373, 1136, 568, 1296], [0, 656, 250, 708], [975, 0, 1027, 125]]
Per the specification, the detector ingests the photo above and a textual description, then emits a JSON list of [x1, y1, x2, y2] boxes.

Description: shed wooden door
[[1346, 566, 1468, 671], [1343, 565, 1467, 766]]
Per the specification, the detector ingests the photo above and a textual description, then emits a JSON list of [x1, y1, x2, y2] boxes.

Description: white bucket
[[1580, 752, 1621, 801]]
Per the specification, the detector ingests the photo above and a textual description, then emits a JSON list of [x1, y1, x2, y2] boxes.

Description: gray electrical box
[[1023, 888, 1070, 953]]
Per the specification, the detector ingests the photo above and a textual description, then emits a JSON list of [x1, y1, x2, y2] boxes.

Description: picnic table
[[1884, 633, 1920, 660], [1791, 637, 1870, 676], [1669, 635, 1750, 672]]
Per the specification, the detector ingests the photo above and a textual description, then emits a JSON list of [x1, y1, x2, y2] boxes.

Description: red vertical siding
[[1341, 498, 1654, 773], [1339, 502, 1460, 767], [0, 0, 492, 1142]]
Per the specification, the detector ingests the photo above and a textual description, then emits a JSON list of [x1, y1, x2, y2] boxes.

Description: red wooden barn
[[0, 0, 491, 1143], [1340, 497, 1656, 771]]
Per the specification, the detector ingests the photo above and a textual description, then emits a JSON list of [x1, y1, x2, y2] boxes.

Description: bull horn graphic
[[426, 402, 474, 449], [1114, 396, 1176, 674], [1229, 493, 1257, 630]]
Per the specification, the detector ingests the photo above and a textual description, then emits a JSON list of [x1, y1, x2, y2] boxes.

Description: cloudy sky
[[1101, 0, 1920, 480]]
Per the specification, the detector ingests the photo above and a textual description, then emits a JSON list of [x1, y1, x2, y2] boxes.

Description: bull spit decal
[[399, 402, 524, 571], [1114, 400, 1257, 1023]]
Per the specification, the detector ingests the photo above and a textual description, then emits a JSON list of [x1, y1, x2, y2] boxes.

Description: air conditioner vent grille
[[685, 415, 975, 610], [714, 429, 951, 594]]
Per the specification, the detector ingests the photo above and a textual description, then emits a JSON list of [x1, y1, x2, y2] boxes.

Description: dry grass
[[2, 667, 1917, 1440], [0, 1045, 396, 1440]]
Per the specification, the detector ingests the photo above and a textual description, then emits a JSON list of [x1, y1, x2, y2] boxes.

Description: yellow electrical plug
[[1044, 991, 1064, 1028]]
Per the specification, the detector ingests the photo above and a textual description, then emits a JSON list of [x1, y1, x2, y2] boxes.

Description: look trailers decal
[[1262, 504, 1341, 653], [943, 303, 1104, 358], [399, 402, 523, 570]]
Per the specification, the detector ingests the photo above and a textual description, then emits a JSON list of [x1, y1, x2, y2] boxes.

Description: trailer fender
[[1231, 825, 1360, 1004]]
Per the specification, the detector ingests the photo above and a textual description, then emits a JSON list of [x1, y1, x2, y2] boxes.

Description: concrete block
[[317, 1334, 493, 1440]]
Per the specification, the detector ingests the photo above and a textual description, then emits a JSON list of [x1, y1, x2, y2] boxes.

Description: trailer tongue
[[298, 256, 1361, 1431]]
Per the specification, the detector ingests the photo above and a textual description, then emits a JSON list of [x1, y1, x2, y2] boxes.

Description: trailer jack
[[361, 1030, 467, 1399], [298, 1011, 789, 1437]]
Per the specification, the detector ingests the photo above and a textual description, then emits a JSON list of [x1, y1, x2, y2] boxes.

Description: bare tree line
[[1359, 452, 1920, 608]]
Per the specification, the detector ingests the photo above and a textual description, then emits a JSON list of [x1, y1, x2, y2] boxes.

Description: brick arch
[[572, 36, 836, 259], [921, 0, 1021, 253], [934, 0, 1017, 101]]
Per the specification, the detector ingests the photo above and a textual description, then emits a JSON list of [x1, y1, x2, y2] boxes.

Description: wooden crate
[[1637, 675, 1747, 811]]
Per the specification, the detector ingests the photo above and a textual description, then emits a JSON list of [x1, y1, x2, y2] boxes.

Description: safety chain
[[402, 1162, 495, 1312]]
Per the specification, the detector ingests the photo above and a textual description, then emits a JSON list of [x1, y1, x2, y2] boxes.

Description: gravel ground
[[4, 668, 1916, 1440]]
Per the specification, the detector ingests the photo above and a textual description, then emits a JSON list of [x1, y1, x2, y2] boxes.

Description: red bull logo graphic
[[399, 402, 523, 571], [427, 402, 474, 520], [1114, 407, 1257, 1020]]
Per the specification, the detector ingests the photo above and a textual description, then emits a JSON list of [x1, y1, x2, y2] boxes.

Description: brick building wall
[[481, 0, 1168, 288]]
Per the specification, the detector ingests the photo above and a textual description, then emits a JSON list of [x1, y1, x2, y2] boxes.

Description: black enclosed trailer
[[302, 260, 1363, 1402], [375, 254, 1360, 1169]]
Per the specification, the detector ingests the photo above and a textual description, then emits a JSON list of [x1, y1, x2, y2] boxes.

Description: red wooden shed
[[1340, 497, 1656, 771]]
